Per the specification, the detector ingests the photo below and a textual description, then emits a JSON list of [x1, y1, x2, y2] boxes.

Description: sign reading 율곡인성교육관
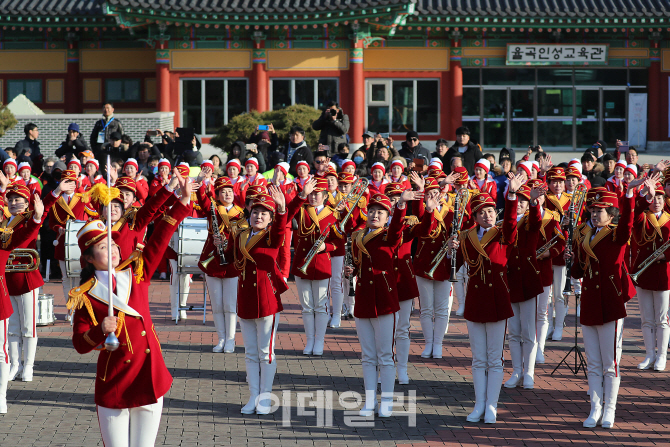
[[506, 44, 608, 66]]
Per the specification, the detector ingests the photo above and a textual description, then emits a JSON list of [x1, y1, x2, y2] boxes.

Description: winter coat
[[311, 110, 350, 156], [444, 141, 483, 176]]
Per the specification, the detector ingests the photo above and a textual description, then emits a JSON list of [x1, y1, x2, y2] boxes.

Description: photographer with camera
[[311, 101, 350, 156]]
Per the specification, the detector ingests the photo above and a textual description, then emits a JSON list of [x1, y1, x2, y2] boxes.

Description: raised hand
[[409, 171, 425, 191], [540, 154, 553, 173], [179, 177, 193, 206], [654, 160, 670, 173], [33, 193, 45, 220], [444, 171, 459, 185], [400, 189, 424, 204], [168, 169, 180, 190], [507, 172, 524, 194], [530, 184, 547, 201], [425, 196, 439, 213], [268, 184, 285, 212], [0, 170, 9, 190], [301, 177, 318, 197]]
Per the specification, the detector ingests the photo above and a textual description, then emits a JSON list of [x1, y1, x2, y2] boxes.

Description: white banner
[[506, 44, 608, 65], [628, 93, 647, 150]]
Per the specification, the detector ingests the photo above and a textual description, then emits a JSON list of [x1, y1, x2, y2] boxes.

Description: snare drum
[[36, 293, 55, 326], [171, 217, 207, 274], [64, 220, 87, 278]]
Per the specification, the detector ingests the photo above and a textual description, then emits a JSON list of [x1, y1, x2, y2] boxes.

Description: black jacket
[[14, 137, 43, 174], [55, 135, 90, 161], [311, 110, 350, 155], [398, 142, 431, 168], [444, 141, 483, 175], [285, 141, 313, 177]]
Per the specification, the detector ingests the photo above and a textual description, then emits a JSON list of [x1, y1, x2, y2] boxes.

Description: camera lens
[[329, 109, 337, 116]]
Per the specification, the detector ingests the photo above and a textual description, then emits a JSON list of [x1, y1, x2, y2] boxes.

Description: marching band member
[[3, 159, 17, 182], [565, 166, 585, 310], [325, 167, 347, 328], [286, 177, 337, 356], [148, 158, 173, 280], [413, 177, 455, 359], [49, 169, 96, 317], [544, 166, 571, 341], [81, 158, 106, 191], [122, 158, 149, 204], [504, 183, 546, 390], [448, 172, 524, 424], [368, 163, 389, 196], [232, 187, 287, 415], [4, 176, 68, 383], [0, 191, 45, 414], [196, 172, 247, 353], [567, 178, 644, 429], [631, 179, 670, 371], [17, 162, 41, 196], [470, 158, 497, 202], [445, 167, 471, 317], [344, 190, 420, 417], [271, 162, 297, 281], [386, 182, 420, 384], [68, 172, 192, 446]]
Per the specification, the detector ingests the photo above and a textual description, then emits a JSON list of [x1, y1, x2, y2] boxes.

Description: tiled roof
[[0, 0, 106, 15]]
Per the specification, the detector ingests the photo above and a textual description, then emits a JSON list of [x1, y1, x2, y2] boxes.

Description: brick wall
[[0, 112, 175, 158]]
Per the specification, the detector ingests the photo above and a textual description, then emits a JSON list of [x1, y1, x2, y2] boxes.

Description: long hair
[[79, 246, 96, 285]]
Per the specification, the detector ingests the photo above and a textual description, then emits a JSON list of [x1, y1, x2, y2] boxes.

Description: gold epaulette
[[125, 207, 139, 230], [545, 209, 562, 221], [118, 249, 145, 283], [232, 219, 250, 236], [357, 196, 367, 209], [67, 278, 97, 326], [403, 215, 419, 226]]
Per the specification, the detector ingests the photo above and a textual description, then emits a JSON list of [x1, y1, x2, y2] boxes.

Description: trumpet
[[562, 183, 588, 295], [298, 227, 331, 275], [536, 232, 562, 257], [427, 188, 470, 281], [630, 239, 670, 283], [6, 248, 40, 272], [337, 178, 369, 233]]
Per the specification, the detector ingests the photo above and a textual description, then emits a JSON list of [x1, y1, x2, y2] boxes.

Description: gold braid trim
[[460, 230, 485, 280], [403, 215, 419, 226], [118, 250, 145, 283]]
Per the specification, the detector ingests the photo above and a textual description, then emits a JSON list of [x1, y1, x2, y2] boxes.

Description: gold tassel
[[84, 183, 121, 206]]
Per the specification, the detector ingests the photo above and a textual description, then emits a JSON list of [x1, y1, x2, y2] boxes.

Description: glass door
[[510, 88, 534, 148], [482, 88, 507, 148], [576, 88, 600, 148], [537, 87, 574, 149]]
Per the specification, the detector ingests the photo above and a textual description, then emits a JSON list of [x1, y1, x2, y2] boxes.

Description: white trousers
[[453, 265, 469, 310], [240, 313, 280, 364], [582, 320, 623, 380], [169, 259, 190, 316], [295, 278, 329, 315], [329, 256, 344, 317], [59, 260, 77, 308], [551, 265, 567, 308], [537, 285, 551, 324], [205, 276, 238, 314], [0, 318, 7, 364], [467, 319, 507, 372], [8, 289, 38, 338], [356, 313, 397, 368], [97, 397, 163, 447], [395, 300, 413, 367], [637, 288, 669, 354], [508, 299, 538, 375], [416, 276, 453, 331]]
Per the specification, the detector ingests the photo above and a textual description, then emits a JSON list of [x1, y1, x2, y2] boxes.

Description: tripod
[[551, 291, 587, 377]]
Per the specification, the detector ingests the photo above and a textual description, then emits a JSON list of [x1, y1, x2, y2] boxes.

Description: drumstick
[[104, 151, 120, 352]]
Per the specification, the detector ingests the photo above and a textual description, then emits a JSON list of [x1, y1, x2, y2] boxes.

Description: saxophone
[[210, 198, 228, 266]]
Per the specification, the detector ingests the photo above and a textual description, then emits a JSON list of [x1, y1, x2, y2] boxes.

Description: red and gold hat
[[424, 177, 441, 192], [115, 176, 137, 194], [313, 176, 328, 192], [338, 172, 355, 184], [546, 166, 566, 182], [470, 193, 496, 214], [592, 190, 618, 208], [76, 220, 121, 252], [325, 166, 338, 178], [245, 184, 267, 200], [585, 187, 607, 205], [61, 169, 78, 182], [5, 181, 30, 201], [385, 182, 405, 197], [517, 184, 532, 201], [565, 166, 582, 179], [427, 168, 444, 178], [250, 193, 276, 213], [369, 193, 392, 212], [526, 178, 546, 190], [176, 162, 190, 178], [653, 182, 664, 196], [452, 166, 469, 185], [214, 176, 233, 192]]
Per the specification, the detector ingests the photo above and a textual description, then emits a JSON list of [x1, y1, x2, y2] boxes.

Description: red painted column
[[156, 46, 171, 112], [65, 46, 80, 113], [349, 43, 365, 145], [251, 45, 268, 112], [648, 60, 661, 142], [450, 41, 463, 137]]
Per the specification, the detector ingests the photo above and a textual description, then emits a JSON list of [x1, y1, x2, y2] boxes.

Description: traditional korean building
[[0, 0, 668, 150]]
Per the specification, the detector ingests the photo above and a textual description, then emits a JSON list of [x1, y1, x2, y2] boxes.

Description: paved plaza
[[1, 277, 669, 446]]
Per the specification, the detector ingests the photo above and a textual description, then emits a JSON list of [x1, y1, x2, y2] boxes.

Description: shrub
[[0, 104, 17, 138]]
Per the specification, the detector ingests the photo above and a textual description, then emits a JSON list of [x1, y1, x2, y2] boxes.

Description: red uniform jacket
[[287, 196, 338, 280], [196, 184, 247, 278], [351, 205, 406, 318], [49, 192, 94, 261], [630, 198, 670, 291], [6, 191, 59, 296], [544, 192, 571, 267], [134, 176, 149, 204], [368, 179, 389, 196], [570, 195, 634, 326], [0, 214, 43, 319], [455, 195, 519, 323], [232, 210, 288, 319], [414, 197, 455, 282], [395, 216, 420, 302], [507, 203, 544, 303], [81, 175, 107, 191], [472, 178, 498, 203], [70, 200, 192, 409]]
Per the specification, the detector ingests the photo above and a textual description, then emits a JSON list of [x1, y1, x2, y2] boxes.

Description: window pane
[[603, 120, 626, 145], [272, 80, 291, 110], [629, 69, 648, 87], [7, 81, 23, 102], [24, 80, 42, 103], [204, 80, 224, 135], [462, 120, 481, 146], [317, 79, 338, 109], [538, 69, 573, 85], [124, 80, 140, 102], [367, 106, 389, 133], [182, 80, 202, 134], [107, 80, 124, 102], [575, 90, 599, 119], [575, 69, 627, 86], [463, 87, 480, 117], [416, 80, 438, 133], [537, 120, 573, 147], [391, 80, 413, 132], [511, 89, 533, 118], [371, 84, 386, 102], [483, 90, 506, 118], [538, 88, 572, 116], [576, 120, 599, 147], [603, 90, 625, 119], [482, 68, 535, 85], [294, 79, 315, 107], [462, 68, 480, 86], [227, 80, 247, 123], [482, 120, 506, 148], [511, 121, 534, 148]]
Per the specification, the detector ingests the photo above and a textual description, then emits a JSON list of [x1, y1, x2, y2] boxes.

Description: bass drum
[[36, 293, 55, 326], [171, 217, 207, 274], [64, 220, 87, 278]]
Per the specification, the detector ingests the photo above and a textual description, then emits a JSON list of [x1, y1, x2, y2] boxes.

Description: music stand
[[551, 290, 587, 377]]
